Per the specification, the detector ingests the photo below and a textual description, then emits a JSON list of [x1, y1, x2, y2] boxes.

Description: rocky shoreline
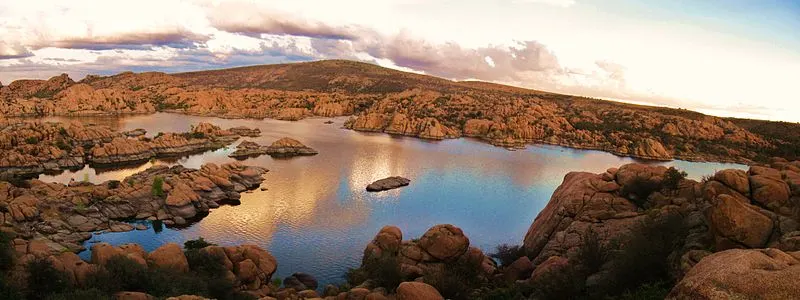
[[0, 119, 262, 179], [0, 161, 267, 253], [2, 60, 797, 166], [1, 157, 799, 299]]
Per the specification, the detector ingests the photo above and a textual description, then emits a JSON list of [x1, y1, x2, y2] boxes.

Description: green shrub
[[346, 252, 403, 291], [604, 213, 688, 296], [25, 257, 72, 299], [424, 259, 485, 300], [621, 178, 662, 207], [0, 231, 13, 272], [25, 137, 39, 144], [575, 229, 608, 275], [190, 132, 206, 139], [151, 176, 164, 198], [184, 237, 216, 250], [609, 281, 672, 300], [84, 255, 149, 293], [107, 180, 120, 189], [58, 127, 68, 136], [489, 244, 526, 267], [45, 288, 110, 300], [54, 140, 72, 151], [528, 265, 585, 300], [662, 167, 687, 190]]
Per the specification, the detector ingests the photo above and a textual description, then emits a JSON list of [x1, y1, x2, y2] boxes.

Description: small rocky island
[[264, 137, 318, 157], [229, 140, 268, 158], [366, 176, 411, 192]]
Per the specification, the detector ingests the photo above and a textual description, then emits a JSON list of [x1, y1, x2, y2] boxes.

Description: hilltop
[[0, 59, 797, 163]]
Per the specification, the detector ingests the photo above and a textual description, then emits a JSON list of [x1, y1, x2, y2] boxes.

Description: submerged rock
[[264, 137, 318, 157], [366, 176, 410, 192]]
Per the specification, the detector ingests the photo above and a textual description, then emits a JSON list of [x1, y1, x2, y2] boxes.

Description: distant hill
[[0, 59, 797, 163]]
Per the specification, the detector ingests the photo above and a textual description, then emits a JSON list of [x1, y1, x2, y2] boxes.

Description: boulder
[[396, 282, 444, 300], [707, 194, 773, 248], [750, 175, 791, 210], [713, 169, 749, 196], [114, 292, 155, 300], [668, 248, 800, 299], [264, 137, 318, 157], [418, 224, 470, 261], [366, 177, 411, 192], [148, 243, 189, 272], [290, 272, 318, 291]]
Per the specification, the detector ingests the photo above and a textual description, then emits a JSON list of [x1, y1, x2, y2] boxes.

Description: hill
[[0, 59, 796, 163]]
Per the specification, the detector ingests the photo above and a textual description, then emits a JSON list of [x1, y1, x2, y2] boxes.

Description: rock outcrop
[[264, 137, 318, 157], [229, 141, 269, 158], [362, 224, 496, 281], [0, 161, 267, 252], [668, 248, 800, 299], [366, 176, 411, 192]]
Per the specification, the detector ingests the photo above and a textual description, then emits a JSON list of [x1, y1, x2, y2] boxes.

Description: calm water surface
[[33, 113, 745, 286]]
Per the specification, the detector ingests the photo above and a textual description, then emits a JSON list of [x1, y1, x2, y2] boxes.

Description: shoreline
[[3, 110, 756, 166]]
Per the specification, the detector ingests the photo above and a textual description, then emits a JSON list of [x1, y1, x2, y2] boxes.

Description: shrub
[[489, 244, 526, 267], [151, 176, 164, 198], [575, 229, 608, 275], [190, 132, 206, 139], [54, 140, 71, 151], [346, 252, 403, 291], [84, 255, 149, 293], [25, 257, 71, 299], [184, 237, 216, 250], [621, 178, 662, 207], [610, 281, 672, 300], [662, 167, 687, 190], [25, 137, 39, 144], [45, 288, 110, 300], [605, 212, 688, 296], [0, 231, 13, 272], [528, 264, 584, 300], [424, 259, 485, 300], [58, 127, 68, 136], [107, 180, 120, 189]]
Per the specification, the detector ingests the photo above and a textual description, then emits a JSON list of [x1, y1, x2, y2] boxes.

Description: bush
[[424, 259, 485, 300], [621, 178, 662, 207], [54, 140, 72, 151], [58, 127, 68, 136], [346, 252, 403, 291], [45, 288, 110, 300], [83, 255, 149, 293], [0, 231, 13, 272], [575, 229, 608, 275], [489, 244, 526, 267], [151, 176, 164, 198], [184, 237, 216, 250], [190, 132, 206, 139], [25, 257, 72, 299], [609, 281, 672, 300], [604, 212, 688, 296], [662, 167, 687, 190], [528, 264, 584, 300], [107, 180, 120, 189], [25, 137, 39, 144]]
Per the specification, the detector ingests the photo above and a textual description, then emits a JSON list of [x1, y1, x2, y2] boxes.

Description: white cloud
[[511, 0, 576, 8]]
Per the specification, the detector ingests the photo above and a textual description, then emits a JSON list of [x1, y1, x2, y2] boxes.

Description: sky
[[1, 0, 798, 121]]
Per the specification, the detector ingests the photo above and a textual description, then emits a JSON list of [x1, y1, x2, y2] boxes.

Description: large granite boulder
[[418, 224, 470, 261], [148, 243, 189, 272], [668, 248, 800, 300], [396, 282, 444, 300]]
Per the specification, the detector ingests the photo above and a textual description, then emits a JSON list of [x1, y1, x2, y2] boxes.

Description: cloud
[[36, 29, 210, 51], [0, 41, 33, 59], [512, 0, 576, 8], [206, 1, 360, 40]]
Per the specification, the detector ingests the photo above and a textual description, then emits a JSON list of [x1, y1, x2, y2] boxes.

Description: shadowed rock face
[[366, 176, 411, 192], [0, 161, 267, 252], [2, 60, 796, 164]]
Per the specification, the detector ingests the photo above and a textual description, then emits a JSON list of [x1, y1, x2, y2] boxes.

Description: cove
[[31, 113, 746, 286]]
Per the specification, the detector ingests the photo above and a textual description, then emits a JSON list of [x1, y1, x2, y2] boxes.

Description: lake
[[33, 113, 745, 286]]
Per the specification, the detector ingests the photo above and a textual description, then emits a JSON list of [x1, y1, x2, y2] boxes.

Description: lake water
[[32, 113, 745, 286]]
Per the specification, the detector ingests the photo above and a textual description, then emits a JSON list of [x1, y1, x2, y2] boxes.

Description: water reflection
[[31, 113, 746, 286]]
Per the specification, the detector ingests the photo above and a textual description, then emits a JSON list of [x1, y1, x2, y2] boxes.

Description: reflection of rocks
[[264, 137, 318, 157], [366, 176, 410, 192], [228, 126, 261, 137], [124, 128, 147, 137], [0, 161, 267, 252]]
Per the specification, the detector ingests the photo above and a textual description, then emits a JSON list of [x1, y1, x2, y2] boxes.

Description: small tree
[[151, 176, 165, 198], [662, 167, 688, 190], [490, 244, 526, 267]]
